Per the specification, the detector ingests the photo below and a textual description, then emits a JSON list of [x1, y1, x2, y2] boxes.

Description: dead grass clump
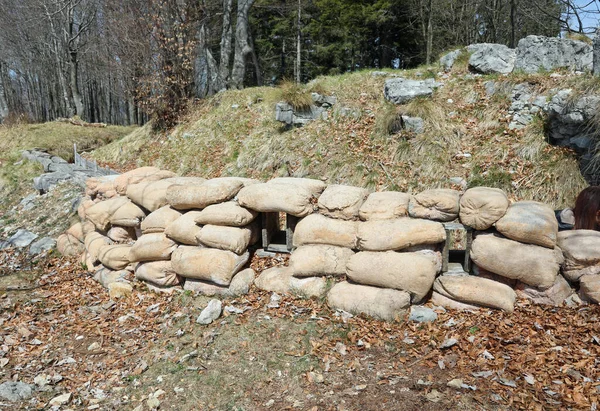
[[278, 81, 313, 110]]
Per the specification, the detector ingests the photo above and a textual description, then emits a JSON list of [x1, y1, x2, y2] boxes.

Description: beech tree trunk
[[594, 28, 600, 76], [218, 0, 234, 90], [230, 0, 255, 89], [0, 62, 9, 122]]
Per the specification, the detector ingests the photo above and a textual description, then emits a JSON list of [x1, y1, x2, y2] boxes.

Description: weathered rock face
[[275, 93, 336, 127], [558, 230, 600, 281], [515, 35, 592, 73], [440, 49, 462, 71], [433, 275, 516, 312], [468, 43, 516, 74], [384, 78, 439, 104], [459, 187, 509, 230]]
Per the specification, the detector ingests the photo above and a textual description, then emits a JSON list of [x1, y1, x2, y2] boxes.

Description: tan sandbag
[[98, 244, 132, 270], [164, 176, 207, 186], [81, 220, 96, 236], [317, 184, 370, 220], [495, 201, 558, 248], [268, 177, 326, 194], [289, 245, 354, 277], [195, 224, 255, 255], [77, 198, 95, 220], [85, 177, 101, 194], [515, 274, 573, 306], [114, 167, 175, 195], [86, 197, 130, 231], [66, 222, 85, 243], [359, 191, 411, 221], [141, 206, 182, 234], [459, 187, 509, 230], [127, 179, 177, 212], [290, 276, 328, 298], [210, 176, 259, 187], [183, 268, 255, 296], [557, 230, 600, 281], [134, 260, 181, 287], [327, 281, 410, 321], [109, 201, 146, 227], [471, 234, 563, 288], [94, 175, 119, 198], [433, 275, 516, 312], [164, 211, 203, 245], [408, 189, 461, 222], [579, 274, 600, 303], [293, 214, 358, 248], [94, 267, 131, 288], [84, 232, 112, 263], [430, 291, 481, 311], [56, 233, 85, 257], [357, 217, 446, 251], [254, 266, 293, 294], [166, 179, 243, 210], [194, 202, 257, 227], [128, 233, 177, 262], [107, 226, 137, 243], [171, 246, 249, 285], [237, 182, 319, 217], [346, 251, 438, 302]]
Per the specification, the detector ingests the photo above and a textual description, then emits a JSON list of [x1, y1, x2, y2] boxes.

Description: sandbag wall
[[57, 166, 600, 321]]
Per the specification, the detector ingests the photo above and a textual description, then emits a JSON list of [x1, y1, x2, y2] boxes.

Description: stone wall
[[58, 167, 600, 320]]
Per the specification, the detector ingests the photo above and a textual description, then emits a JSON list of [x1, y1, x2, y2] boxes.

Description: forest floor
[[1, 249, 598, 410]]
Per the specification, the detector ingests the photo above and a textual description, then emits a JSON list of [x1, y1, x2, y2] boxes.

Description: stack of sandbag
[[558, 230, 600, 303]]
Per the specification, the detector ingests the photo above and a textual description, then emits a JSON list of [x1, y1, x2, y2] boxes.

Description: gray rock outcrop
[[440, 49, 461, 71], [468, 44, 516, 74], [515, 35, 592, 73], [275, 92, 336, 127], [0, 381, 34, 402], [384, 77, 440, 104]]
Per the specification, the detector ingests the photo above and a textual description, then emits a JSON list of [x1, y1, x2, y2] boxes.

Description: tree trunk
[[296, 0, 302, 83], [594, 28, 600, 76], [230, 0, 255, 89], [248, 25, 263, 86], [0, 62, 9, 122], [509, 0, 517, 48], [219, 0, 234, 89], [70, 50, 84, 118], [425, 0, 433, 65]]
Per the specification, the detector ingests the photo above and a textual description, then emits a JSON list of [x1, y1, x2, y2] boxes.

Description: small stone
[[335, 342, 347, 356], [409, 306, 437, 323], [355, 384, 367, 391], [49, 392, 72, 406], [265, 399, 275, 407], [267, 293, 281, 308], [440, 338, 458, 349], [447, 379, 463, 389], [196, 299, 222, 325], [108, 282, 133, 299], [0, 381, 34, 402], [425, 389, 444, 403], [34, 374, 50, 387], [87, 342, 101, 351], [146, 396, 160, 409]]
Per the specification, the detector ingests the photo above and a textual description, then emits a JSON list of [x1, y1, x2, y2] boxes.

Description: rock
[[289, 245, 354, 277], [164, 211, 203, 245], [409, 306, 437, 323], [558, 230, 600, 281], [408, 189, 461, 222], [384, 77, 440, 104], [7, 229, 38, 248], [495, 201, 558, 248], [183, 268, 255, 296], [317, 184, 370, 220], [146, 396, 160, 409], [254, 267, 292, 294], [346, 251, 438, 302], [440, 49, 462, 71], [401, 116, 424, 134], [141, 206, 182, 234], [468, 43, 516, 74], [108, 282, 133, 299], [515, 274, 573, 306], [358, 191, 410, 221], [470, 234, 562, 288], [327, 281, 410, 321], [433, 275, 516, 312], [275, 97, 333, 127], [459, 187, 509, 230], [357, 217, 446, 251], [28, 237, 56, 255], [171, 246, 249, 286], [0, 381, 34, 402], [515, 35, 592, 73], [579, 275, 600, 303], [196, 299, 222, 325], [293, 214, 358, 249]]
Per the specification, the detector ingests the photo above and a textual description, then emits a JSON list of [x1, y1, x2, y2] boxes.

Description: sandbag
[[183, 268, 255, 296], [579, 274, 600, 303], [109, 201, 146, 227], [327, 281, 410, 321], [86, 197, 130, 231], [195, 224, 256, 255], [495, 201, 558, 248], [114, 167, 175, 195], [98, 244, 132, 270], [171, 246, 249, 285], [77, 198, 95, 220], [126, 179, 176, 212], [515, 274, 573, 306], [346, 251, 438, 302], [94, 267, 131, 288], [56, 233, 85, 257], [293, 214, 358, 248], [164, 211, 203, 245], [359, 191, 411, 221], [66, 222, 85, 243], [408, 189, 460, 221], [557, 230, 600, 281], [317, 184, 369, 220], [81, 220, 96, 236], [470, 234, 562, 288], [254, 266, 293, 294], [164, 176, 207, 186], [84, 232, 112, 263], [141, 206, 182, 234], [268, 177, 326, 194], [128, 233, 177, 262], [237, 182, 319, 217], [107, 226, 136, 243], [459, 187, 509, 230], [289, 245, 354, 277], [166, 179, 243, 210], [433, 275, 516, 312], [134, 260, 181, 287], [194, 202, 257, 227], [430, 291, 481, 311], [357, 217, 446, 251]]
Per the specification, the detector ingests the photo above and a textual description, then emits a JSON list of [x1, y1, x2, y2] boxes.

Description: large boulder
[[579, 274, 600, 303], [515, 274, 573, 306], [357, 217, 445, 251], [128, 233, 177, 262], [459, 187, 509, 230], [183, 268, 255, 297], [384, 78, 439, 104], [237, 179, 324, 217], [557, 230, 600, 281], [171, 246, 249, 285], [440, 49, 462, 71], [495, 201, 558, 248], [433, 275, 516, 312], [346, 251, 438, 302], [470, 234, 562, 288], [98, 244, 132, 270], [514, 35, 592, 73], [195, 224, 257, 255], [468, 43, 516, 74], [114, 167, 175, 195], [164, 211, 203, 245], [140, 206, 182, 234], [408, 189, 461, 222], [358, 191, 410, 221], [134, 260, 181, 287], [289, 245, 354, 277], [194, 202, 257, 226], [327, 281, 411, 321], [165, 178, 244, 210], [293, 214, 358, 248], [317, 184, 369, 220]]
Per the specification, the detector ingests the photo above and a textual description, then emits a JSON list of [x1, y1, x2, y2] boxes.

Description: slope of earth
[[91, 64, 596, 209], [0, 251, 598, 410]]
